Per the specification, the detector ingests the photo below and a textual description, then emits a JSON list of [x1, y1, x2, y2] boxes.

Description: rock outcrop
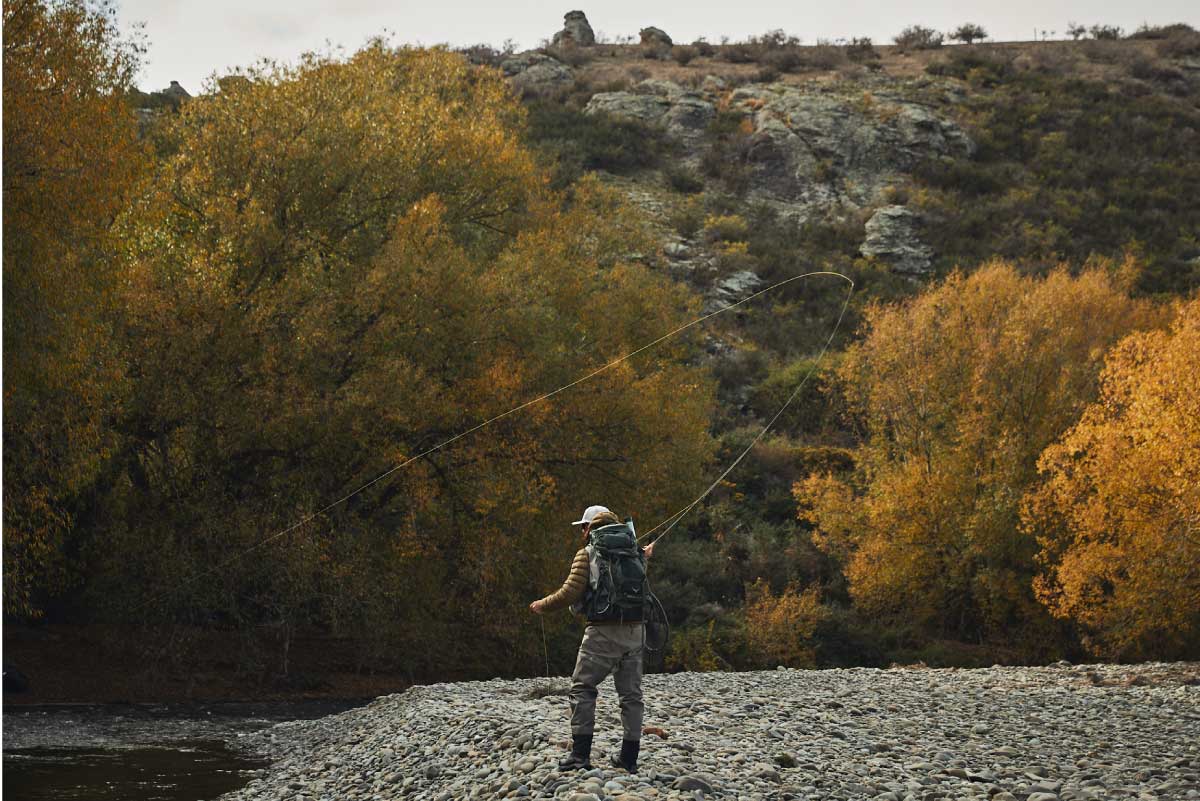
[[584, 80, 715, 143], [585, 90, 671, 122], [500, 52, 573, 97], [639, 26, 673, 48], [586, 78, 975, 222], [720, 84, 974, 215], [860, 205, 935, 274], [706, 270, 764, 312], [163, 80, 191, 100], [552, 10, 595, 47]]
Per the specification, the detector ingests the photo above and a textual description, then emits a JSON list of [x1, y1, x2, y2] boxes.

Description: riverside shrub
[[744, 580, 824, 667], [797, 262, 1164, 647], [1024, 299, 1200, 660]]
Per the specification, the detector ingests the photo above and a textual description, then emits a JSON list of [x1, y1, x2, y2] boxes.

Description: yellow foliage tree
[[3, 0, 146, 616], [743, 579, 825, 667], [796, 261, 1164, 649], [96, 44, 715, 673], [1024, 299, 1200, 659]]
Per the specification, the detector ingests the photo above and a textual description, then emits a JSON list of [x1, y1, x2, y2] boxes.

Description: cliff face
[[585, 79, 974, 221]]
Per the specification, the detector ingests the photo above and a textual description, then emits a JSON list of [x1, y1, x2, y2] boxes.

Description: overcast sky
[[120, 0, 1199, 93]]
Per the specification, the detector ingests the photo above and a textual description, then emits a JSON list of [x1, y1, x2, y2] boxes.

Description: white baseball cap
[[572, 505, 611, 526]]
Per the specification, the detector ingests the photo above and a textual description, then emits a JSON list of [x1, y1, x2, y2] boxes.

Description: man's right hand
[[529, 600, 545, 615]]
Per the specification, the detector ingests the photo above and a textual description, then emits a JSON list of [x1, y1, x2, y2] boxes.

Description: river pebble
[[223, 662, 1200, 801]]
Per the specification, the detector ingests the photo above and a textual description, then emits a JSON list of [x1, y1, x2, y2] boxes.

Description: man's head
[[572, 504, 619, 539]]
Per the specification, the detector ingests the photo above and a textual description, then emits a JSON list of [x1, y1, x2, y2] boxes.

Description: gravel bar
[[223, 661, 1200, 801]]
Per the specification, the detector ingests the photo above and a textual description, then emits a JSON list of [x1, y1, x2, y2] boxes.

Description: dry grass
[[559, 39, 1170, 90]]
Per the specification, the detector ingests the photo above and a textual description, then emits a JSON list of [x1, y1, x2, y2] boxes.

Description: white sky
[[120, 1, 1200, 93]]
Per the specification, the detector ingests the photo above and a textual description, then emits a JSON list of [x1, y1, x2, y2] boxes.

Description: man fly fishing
[[529, 505, 655, 773]]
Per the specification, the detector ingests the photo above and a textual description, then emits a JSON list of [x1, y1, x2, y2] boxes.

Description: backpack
[[572, 521, 647, 622]]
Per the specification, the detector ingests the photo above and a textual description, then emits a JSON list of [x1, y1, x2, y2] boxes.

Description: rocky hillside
[[224, 662, 1200, 801], [495, 13, 1200, 297], [582, 78, 973, 276]]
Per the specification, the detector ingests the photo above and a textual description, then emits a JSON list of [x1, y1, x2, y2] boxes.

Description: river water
[[2, 700, 364, 801]]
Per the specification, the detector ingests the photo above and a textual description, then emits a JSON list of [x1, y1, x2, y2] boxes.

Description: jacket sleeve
[[538, 548, 590, 612]]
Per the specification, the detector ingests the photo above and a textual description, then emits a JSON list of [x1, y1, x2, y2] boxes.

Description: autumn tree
[[743, 580, 824, 667], [2, 0, 146, 616], [95, 44, 715, 673], [796, 262, 1163, 652], [1024, 300, 1200, 659]]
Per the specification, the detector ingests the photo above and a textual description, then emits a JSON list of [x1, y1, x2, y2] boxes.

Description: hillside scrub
[[523, 101, 671, 188], [913, 66, 1200, 294], [949, 24, 988, 45], [705, 205, 911, 360], [893, 25, 944, 51], [1156, 27, 1200, 57], [712, 30, 847, 73]]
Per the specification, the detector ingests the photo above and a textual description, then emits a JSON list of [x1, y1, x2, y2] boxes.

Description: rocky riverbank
[[223, 662, 1200, 801]]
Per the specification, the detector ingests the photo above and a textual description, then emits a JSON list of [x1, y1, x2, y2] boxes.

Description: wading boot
[[609, 739, 640, 773], [558, 733, 593, 771]]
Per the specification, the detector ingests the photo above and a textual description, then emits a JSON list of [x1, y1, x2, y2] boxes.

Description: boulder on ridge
[[552, 10, 596, 47]]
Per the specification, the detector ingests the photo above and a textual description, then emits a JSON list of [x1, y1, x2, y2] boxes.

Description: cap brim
[[571, 519, 588, 526]]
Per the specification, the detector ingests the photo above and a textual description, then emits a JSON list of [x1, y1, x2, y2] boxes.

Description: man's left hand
[[529, 600, 545, 615]]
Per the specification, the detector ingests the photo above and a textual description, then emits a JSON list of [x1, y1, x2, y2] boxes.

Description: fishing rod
[[139, 269, 854, 613]]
